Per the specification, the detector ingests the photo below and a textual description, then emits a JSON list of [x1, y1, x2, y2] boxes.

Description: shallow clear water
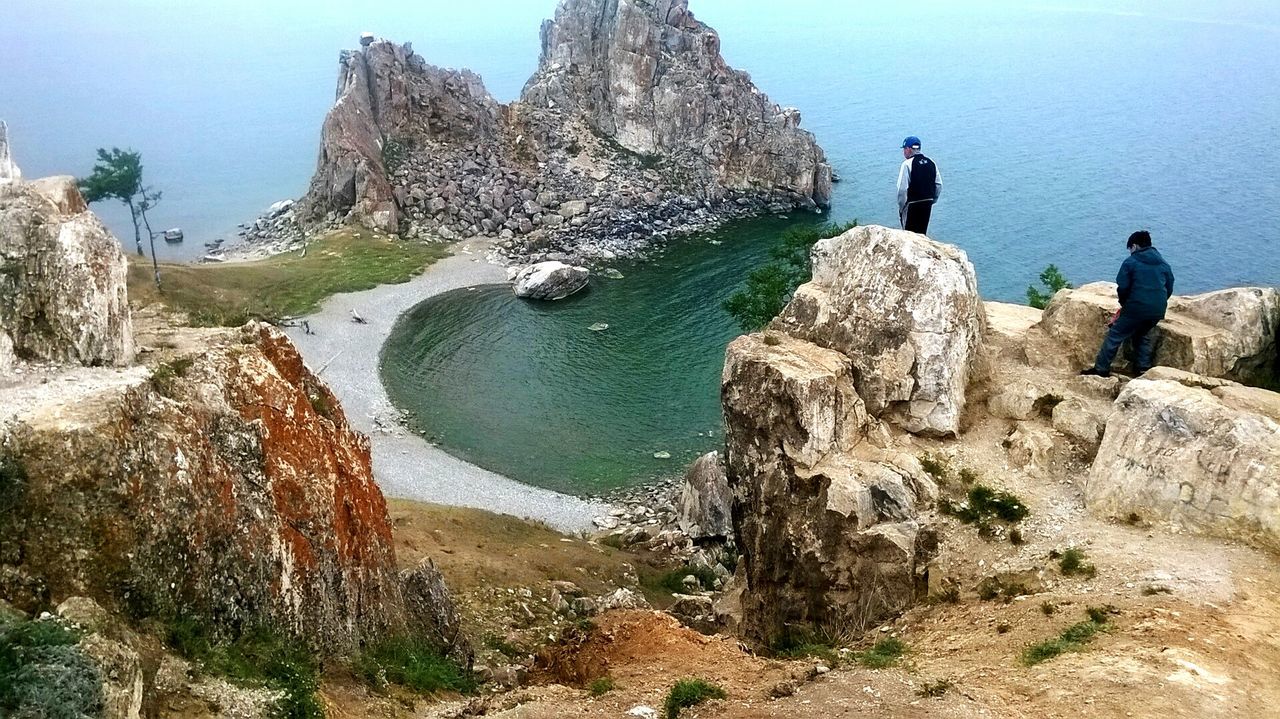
[[380, 216, 813, 495]]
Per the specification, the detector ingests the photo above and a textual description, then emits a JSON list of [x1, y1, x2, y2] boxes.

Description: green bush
[[0, 616, 104, 719], [1026, 264, 1073, 309], [589, 676, 616, 696], [941, 484, 1030, 528], [164, 617, 322, 719], [654, 566, 718, 594], [355, 636, 476, 695], [664, 678, 726, 719], [1058, 548, 1097, 578], [724, 221, 858, 331], [855, 637, 906, 669]]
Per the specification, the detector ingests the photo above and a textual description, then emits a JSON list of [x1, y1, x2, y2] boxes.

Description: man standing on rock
[[897, 136, 942, 234], [1081, 230, 1175, 378]]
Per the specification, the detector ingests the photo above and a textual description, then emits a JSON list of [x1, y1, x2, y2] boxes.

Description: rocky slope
[[240, 0, 831, 262]]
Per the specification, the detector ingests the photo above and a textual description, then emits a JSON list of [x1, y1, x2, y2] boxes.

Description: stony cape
[[270, 0, 832, 263]]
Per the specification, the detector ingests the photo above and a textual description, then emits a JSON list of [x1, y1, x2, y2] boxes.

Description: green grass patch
[[354, 636, 476, 696], [648, 565, 718, 595], [1058, 548, 1097, 578], [918, 453, 950, 482], [854, 637, 906, 669], [589, 676, 616, 696], [0, 615, 104, 719], [664, 678, 727, 719], [940, 484, 1030, 537], [164, 616, 322, 719], [1021, 607, 1117, 666], [129, 229, 450, 326]]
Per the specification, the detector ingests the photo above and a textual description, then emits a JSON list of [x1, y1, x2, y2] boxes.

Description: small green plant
[[589, 676, 616, 696], [482, 634, 525, 660], [307, 391, 334, 420], [942, 485, 1030, 526], [654, 566, 718, 594], [855, 637, 906, 669], [1026, 264, 1073, 309], [927, 586, 961, 605], [997, 623, 1012, 635], [917, 678, 954, 698], [0, 616, 104, 719], [1058, 548, 1097, 578], [918, 454, 950, 481], [1008, 527, 1025, 546], [1021, 607, 1116, 666], [355, 636, 476, 696], [1040, 601, 1057, 616], [664, 678, 726, 719], [150, 357, 195, 397], [164, 617, 323, 718], [976, 577, 1030, 603], [770, 629, 840, 666], [381, 138, 407, 174], [958, 467, 979, 486]]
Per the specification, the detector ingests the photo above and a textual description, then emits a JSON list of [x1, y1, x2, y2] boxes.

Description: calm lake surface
[[6, 1, 1278, 493]]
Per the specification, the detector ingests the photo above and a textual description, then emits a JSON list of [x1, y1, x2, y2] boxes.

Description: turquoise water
[[381, 217, 815, 495]]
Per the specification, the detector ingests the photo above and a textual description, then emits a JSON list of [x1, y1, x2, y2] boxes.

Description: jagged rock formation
[[0, 322, 465, 657], [0, 176, 134, 368], [0, 121, 20, 184], [523, 0, 832, 205], [1032, 282, 1280, 386], [1086, 376, 1280, 552], [772, 225, 985, 437], [512, 261, 591, 300], [675, 451, 731, 540], [722, 333, 937, 646], [278, 0, 831, 263]]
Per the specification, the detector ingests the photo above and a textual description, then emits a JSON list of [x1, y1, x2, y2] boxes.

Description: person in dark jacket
[[1081, 230, 1175, 377], [897, 136, 942, 234]]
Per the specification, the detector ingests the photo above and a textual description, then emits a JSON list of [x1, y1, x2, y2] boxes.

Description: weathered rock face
[[0, 324, 463, 656], [512, 261, 591, 300], [722, 333, 937, 646], [0, 120, 20, 184], [773, 225, 985, 437], [285, 1, 832, 263], [523, 0, 832, 207], [0, 176, 134, 368], [1033, 282, 1280, 386], [1085, 377, 1280, 553], [675, 451, 731, 540]]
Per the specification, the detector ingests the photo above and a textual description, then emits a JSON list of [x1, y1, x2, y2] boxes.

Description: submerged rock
[[0, 176, 133, 368], [513, 261, 590, 300], [1085, 376, 1280, 552], [772, 225, 984, 437]]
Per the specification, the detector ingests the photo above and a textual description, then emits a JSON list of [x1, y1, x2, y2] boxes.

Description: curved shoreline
[[282, 237, 611, 532]]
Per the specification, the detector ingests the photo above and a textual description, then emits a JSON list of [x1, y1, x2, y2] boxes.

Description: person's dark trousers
[[902, 201, 933, 234], [1093, 312, 1161, 374]]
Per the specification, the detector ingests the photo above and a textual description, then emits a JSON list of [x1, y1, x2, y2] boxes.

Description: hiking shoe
[[1079, 367, 1110, 378]]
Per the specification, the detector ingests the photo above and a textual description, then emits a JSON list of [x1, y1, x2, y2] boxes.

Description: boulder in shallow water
[[513, 261, 590, 301], [772, 224, 984, 437], [676, 451, 731, 540], [1085, 377, 1280, 552]]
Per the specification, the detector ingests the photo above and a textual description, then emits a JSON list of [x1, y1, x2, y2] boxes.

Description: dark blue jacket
[[1117, 246, 1175, 319]]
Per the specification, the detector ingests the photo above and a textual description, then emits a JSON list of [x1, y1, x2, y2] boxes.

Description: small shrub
[[997, 623, 1012, 635], [1040, 601, 1057, 616], [150, 357, 195, 397], [927, 586, 961, 605], [1125, 512, 1143, 525], [655, 566, 718, 594], [917, 678, 954, 698], [1027, 264, 1073, 309], [1058, 548, 1097, 578], [1085, 605, 1119, 624], [0, 616, 104, 719], [958, 467, 979, 486], [919, 454, 950, 481], [356, 636, 476, 696], [1021, 607, 1114, 666], [664, 678, 726, 719], [1008, 527, 1025, 546], [381, 138, 407, 174], [589, 676, 616, 696], [976, 577, 1029, 603], [1142, 586, 1173, 596], [855, 637, 905, 669], [482, 634, 525, 660], [770, 628, 840, 666]]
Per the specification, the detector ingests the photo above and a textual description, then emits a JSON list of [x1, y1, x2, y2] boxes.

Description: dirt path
[[283, 237, 609, 532]]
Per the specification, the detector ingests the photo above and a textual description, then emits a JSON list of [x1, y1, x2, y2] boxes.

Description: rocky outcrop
[[1085, 377, 1280, 552], [513, 261, 591, 300], [523, 0, 831, 207], [276, 0, 831, 263], [675, 451, 731, 540], [0, 121, 19, 184], [1032, 282, 1280, 386], [722, 333, 937, 647], [0, 176, 133, 368], [773, 225, 984, 437], [0, 323, 464, 656]]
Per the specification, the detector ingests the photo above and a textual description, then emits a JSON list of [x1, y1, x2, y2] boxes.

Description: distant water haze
[[3, 0, 1278, 297]]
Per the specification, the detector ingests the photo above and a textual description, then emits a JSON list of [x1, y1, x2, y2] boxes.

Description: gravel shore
[[283, 237, 610, 532]]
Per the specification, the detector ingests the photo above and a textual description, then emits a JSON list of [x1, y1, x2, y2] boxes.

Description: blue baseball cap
[[902, 136, 922, 149]]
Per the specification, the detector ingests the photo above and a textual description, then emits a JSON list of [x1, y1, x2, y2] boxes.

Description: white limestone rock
[[676, 451, 732, 540], [512, 261, 590, 301], [0, 121, 20, 184], [1086, 378, 1280, 552], [772, 225, 985, 437]]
